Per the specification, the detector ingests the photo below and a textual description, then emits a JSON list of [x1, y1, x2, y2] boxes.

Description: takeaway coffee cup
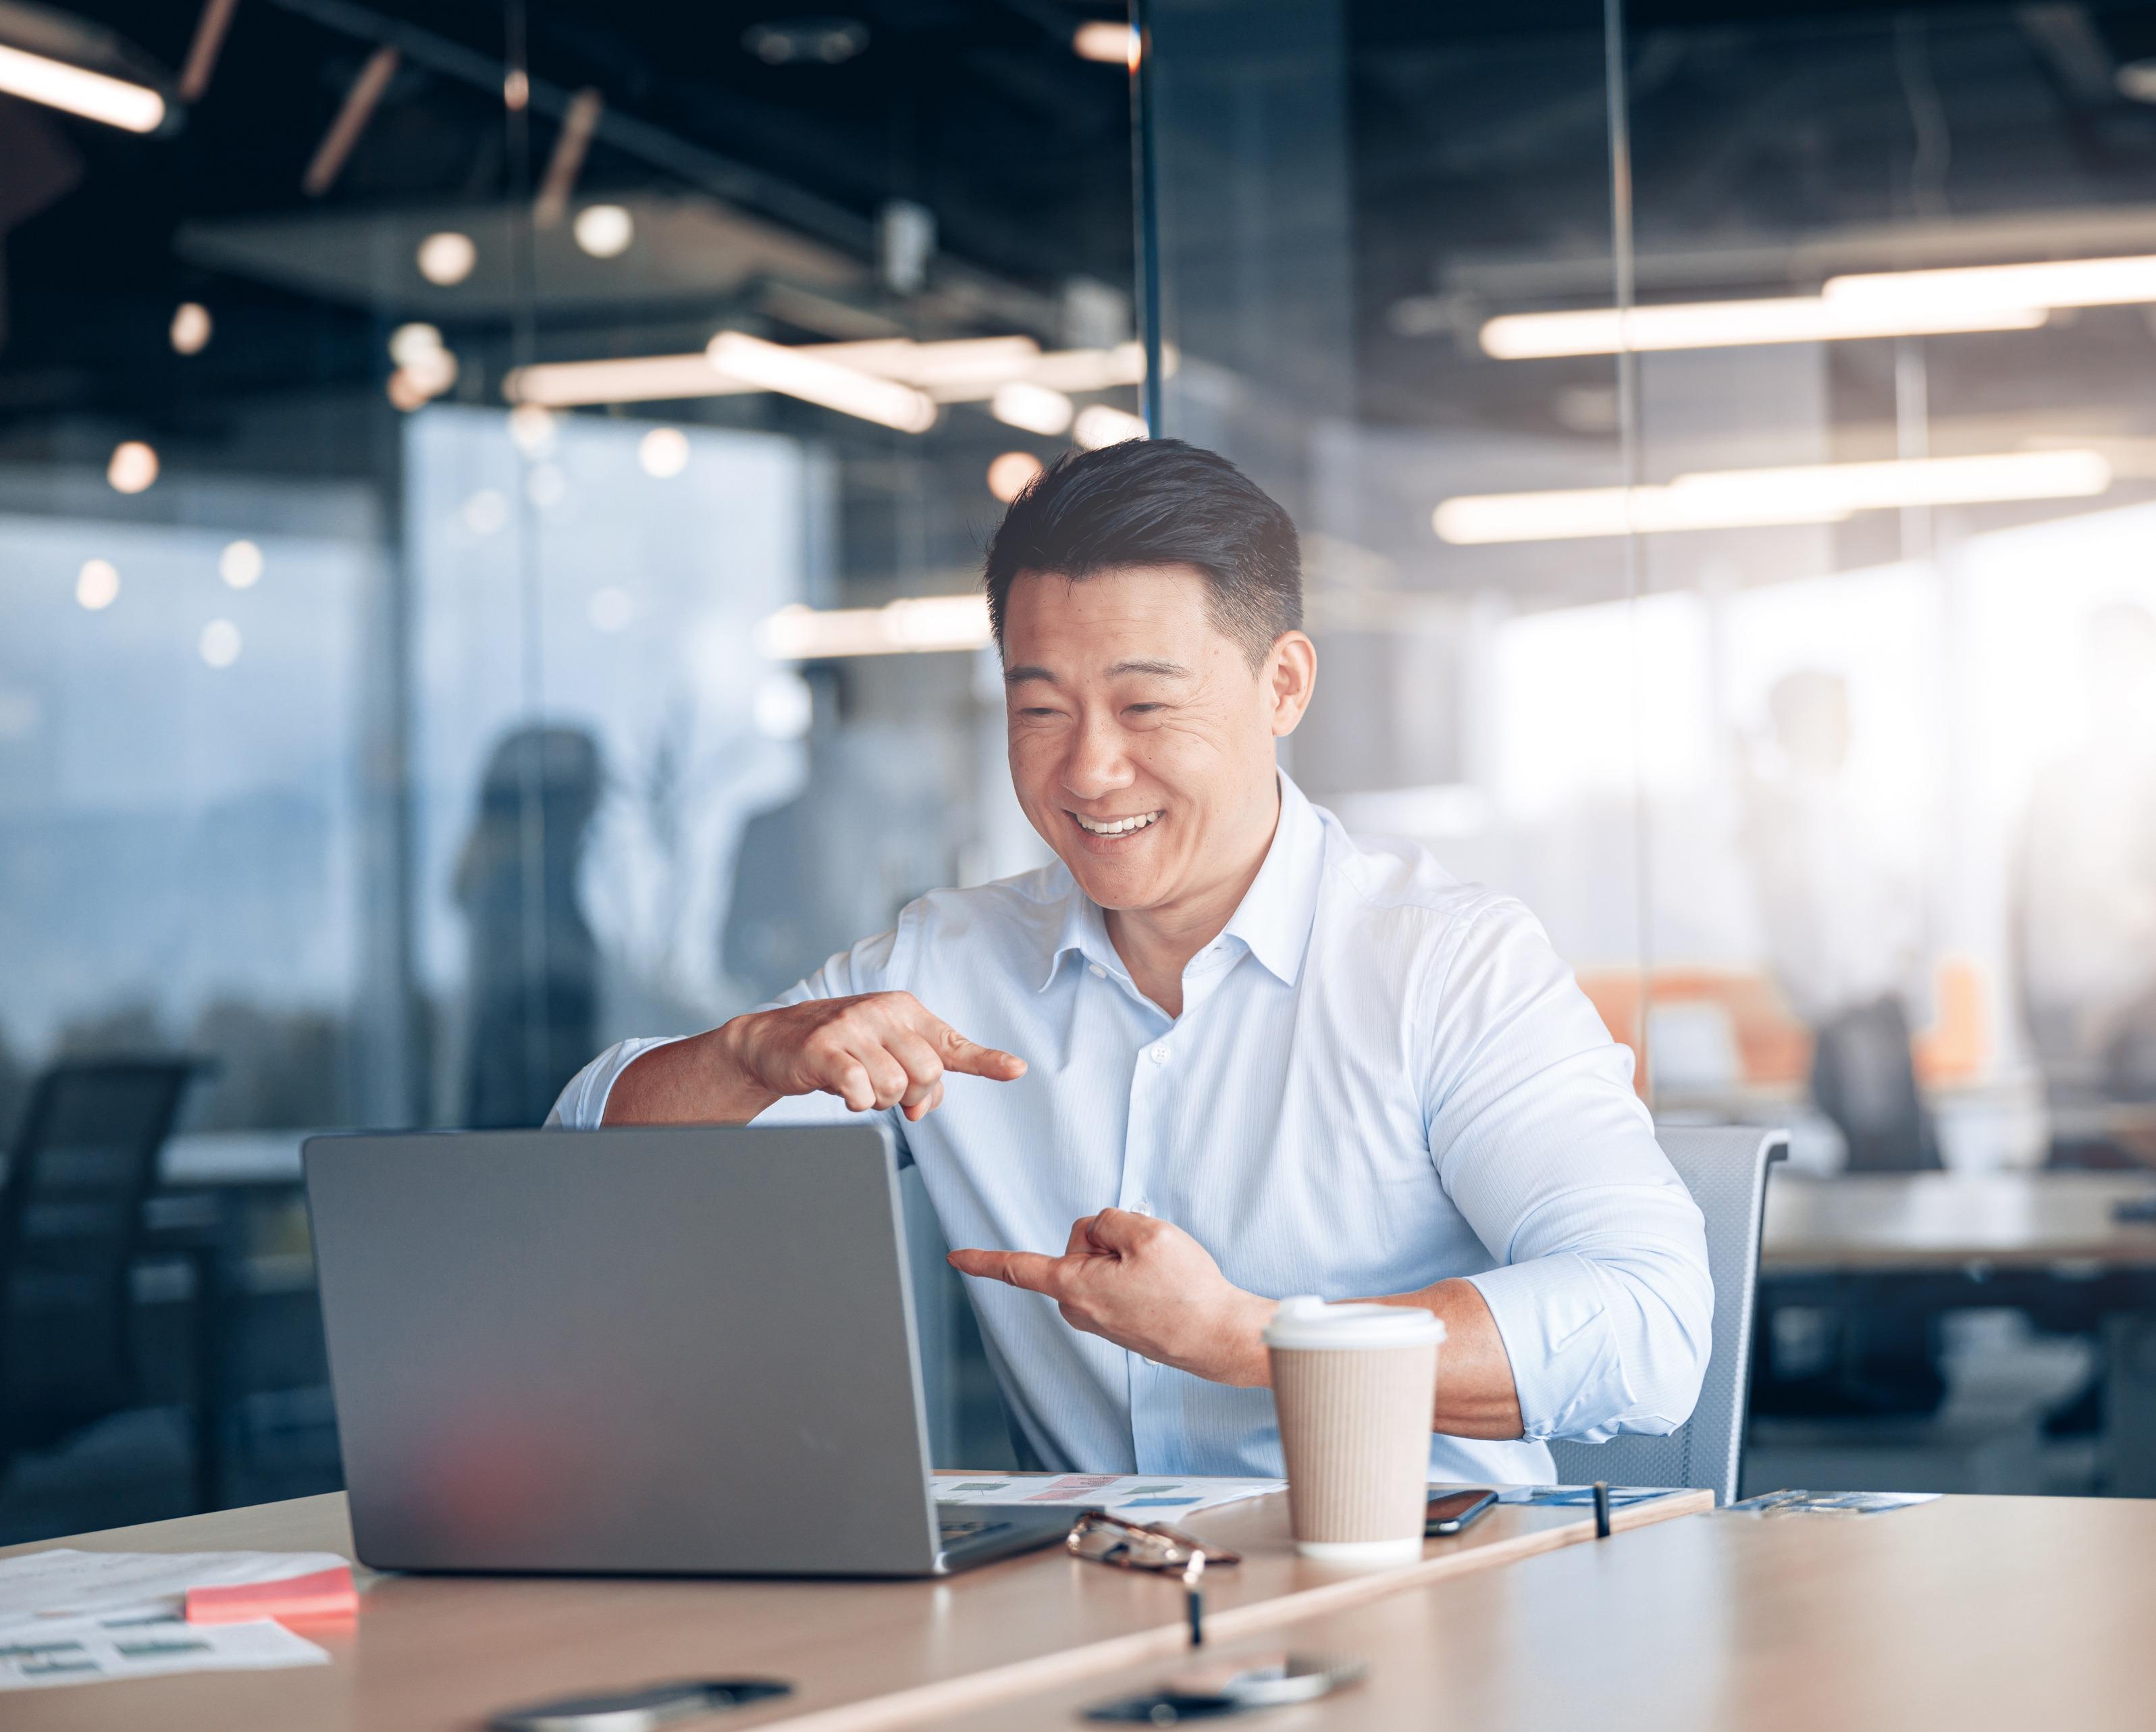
[[1264, 1297, 1446, 1565]]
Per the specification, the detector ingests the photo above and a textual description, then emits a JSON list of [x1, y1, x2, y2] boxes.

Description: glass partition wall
[[8, 0, 2156, 1534], [0, 1, 1134, 1529], [1144, 0, 2156, 1494]]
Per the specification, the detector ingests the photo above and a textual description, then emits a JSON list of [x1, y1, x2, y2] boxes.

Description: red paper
[[185, 1565, 359, 1625]]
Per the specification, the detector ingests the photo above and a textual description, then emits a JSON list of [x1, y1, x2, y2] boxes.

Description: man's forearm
[[600, 1024, 779, 1125], [1205, 1278, 1523, 1441], [1367, 1279, 1525, 1440]]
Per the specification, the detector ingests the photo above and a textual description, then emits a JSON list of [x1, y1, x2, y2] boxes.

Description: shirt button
[[1130, 1199, 1153, 1215], [1088, 963, 1106, 979], [1149, 1043, 1169, 1064]]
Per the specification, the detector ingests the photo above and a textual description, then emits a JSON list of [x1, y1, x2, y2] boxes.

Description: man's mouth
[[1070, 810, 1163, 837]]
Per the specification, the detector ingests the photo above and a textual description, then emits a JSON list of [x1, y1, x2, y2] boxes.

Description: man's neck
[[1105, 787, 1282, 1018]]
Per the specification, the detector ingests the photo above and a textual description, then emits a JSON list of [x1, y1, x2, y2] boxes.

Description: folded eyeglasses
[[1066, 1510, 1241, 1572]]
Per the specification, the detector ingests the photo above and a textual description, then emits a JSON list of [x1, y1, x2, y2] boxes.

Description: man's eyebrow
[[1002, 658, 1192, 686]]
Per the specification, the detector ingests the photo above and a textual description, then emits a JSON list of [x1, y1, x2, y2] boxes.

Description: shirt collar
[[1037, 770, 1327, 993]]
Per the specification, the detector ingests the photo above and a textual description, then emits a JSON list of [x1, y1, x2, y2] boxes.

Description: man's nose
[[1061, 712, 1134, 798]]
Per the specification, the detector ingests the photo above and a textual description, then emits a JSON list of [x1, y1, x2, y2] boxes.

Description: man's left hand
[[948, 1210, 1276, 1386]]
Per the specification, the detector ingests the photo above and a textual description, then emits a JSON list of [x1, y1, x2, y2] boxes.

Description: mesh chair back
[[0, 1059, 197, 1452], [1545, 1124, 1785, 1504]]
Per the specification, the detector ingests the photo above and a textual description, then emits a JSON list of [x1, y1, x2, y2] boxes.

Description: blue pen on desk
[[1183, 1550, 1205, 1646]]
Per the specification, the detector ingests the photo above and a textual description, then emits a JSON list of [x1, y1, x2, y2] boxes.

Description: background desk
[[1762, 1170, 2156, 1272], [1759, 1170, 2156, 1494], [937, 1494, 2156, 1731], [0, 1485, 1705, 1732]]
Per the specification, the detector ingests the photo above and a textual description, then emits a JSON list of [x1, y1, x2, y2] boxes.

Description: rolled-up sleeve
[[544, 926, 907, 1133], [1420, 899, 1713, 1443]]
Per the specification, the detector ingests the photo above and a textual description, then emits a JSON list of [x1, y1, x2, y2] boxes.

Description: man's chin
[[1059, 851, 1167, 913]]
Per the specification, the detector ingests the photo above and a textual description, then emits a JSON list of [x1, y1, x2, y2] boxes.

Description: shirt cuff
[[544, 1036, 687, 1128], [1466, 1252, 1631, 1443]]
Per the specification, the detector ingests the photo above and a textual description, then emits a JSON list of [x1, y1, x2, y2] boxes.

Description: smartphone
[[490, 1680, 791, 1732], [1425, 1488, 1498, 1536]]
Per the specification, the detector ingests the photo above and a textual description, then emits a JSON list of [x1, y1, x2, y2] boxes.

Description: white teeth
[[1074, 810, 1162, 836]]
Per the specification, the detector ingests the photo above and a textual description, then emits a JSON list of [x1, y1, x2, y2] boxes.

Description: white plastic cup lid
[[1261, 1296, 1448, 1351]]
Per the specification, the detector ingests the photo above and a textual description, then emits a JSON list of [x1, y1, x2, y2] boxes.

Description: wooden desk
[[937, 1494, 2156, 1731], [1762, 1170, 2156, 1272], [0, 1486, 1706, 1731]]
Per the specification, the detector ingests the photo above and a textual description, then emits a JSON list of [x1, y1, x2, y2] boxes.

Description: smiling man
[[549, 438, 1712, 1483]]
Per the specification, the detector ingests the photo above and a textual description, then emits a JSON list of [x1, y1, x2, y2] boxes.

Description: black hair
[[982, 438, 1303, 666]]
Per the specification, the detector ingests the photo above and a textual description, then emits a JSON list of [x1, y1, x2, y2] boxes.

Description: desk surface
[[0, 1484, 1706, 1732], [937, 1493, 2156, 1732], [1762, 1170, 2156, 1271]]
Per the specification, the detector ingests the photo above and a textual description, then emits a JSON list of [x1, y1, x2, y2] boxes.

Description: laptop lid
[[303, 1124, 943, 1576]]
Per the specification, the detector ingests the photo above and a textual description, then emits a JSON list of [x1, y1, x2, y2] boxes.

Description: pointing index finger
[[947, 1248, 1063, 1294], [932, 1021, 1026, 1081]]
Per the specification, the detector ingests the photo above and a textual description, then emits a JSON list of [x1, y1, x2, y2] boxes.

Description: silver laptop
[[302, 1123, 1075, 1577]]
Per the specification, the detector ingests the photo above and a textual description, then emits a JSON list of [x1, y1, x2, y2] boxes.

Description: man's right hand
[[602, 991, 1025, 1126], [723, 991, 1026, 1120]]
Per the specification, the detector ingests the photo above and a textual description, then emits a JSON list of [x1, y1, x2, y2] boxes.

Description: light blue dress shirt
[[550, 773, 1712, 1484]]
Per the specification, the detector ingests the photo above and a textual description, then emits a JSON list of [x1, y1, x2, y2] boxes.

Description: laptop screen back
[[304, 1123, 940, 1575]]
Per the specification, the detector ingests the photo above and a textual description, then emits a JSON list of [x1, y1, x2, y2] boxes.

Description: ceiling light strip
[[1479, 296, 2045, 359], [705, 332, 938, 432], [758, 596, 992, 660], [0, 41, 165, 132], [1432, 450, 2113, 544]]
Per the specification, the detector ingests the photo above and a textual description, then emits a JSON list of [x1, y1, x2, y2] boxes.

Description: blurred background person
[[2015, 602, 2156, 1122], [1741, 668, 1937, 1172], [456, 726, 604, 1129]]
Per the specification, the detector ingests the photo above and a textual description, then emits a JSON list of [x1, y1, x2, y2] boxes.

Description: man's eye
[[1126, 704, 1164, 716], [1020, 707, 1062, 720]]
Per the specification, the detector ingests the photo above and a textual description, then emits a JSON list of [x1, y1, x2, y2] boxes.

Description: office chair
[[1546, 1124, 1787, 1506], [0, 1058, 200, 1485]]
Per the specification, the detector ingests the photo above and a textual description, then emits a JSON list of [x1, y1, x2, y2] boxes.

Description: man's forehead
[[998, 565, 1236, 673]]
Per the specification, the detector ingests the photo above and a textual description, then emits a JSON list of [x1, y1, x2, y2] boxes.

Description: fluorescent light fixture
[[758, 596, 992, 660], [1432, 450, 2113, 544], [1074, 404, 1147, 449], [503, 336, 1142, 410], [534, 88, 604, 229], [303, 45, 399, 197], [834, 336, 1045, 394], [706, 331, 938, 433], [992, 382, 1074, 436], [1478, 296, 2046, 359], [1028, 342, 1149, 392], [1481, 253, 2156, 361], [1072, 21, 1139, 68], [178, 0, 240, 103], [1824, 253, 2156, 317], [506, 354, 748, 406], [0, 39, 164, 132]]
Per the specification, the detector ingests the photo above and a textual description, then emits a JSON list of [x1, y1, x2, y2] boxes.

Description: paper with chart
[[0, 1550, 344, 1691], [935, 1473, 1285, 1514], [0, 1615, 330, 1691]]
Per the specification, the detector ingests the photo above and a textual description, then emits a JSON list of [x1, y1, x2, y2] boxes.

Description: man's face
[[1001, 564, 1312, 916]]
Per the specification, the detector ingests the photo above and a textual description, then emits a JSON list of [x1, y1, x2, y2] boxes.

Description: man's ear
[[1266, 631, 1317, 737]]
